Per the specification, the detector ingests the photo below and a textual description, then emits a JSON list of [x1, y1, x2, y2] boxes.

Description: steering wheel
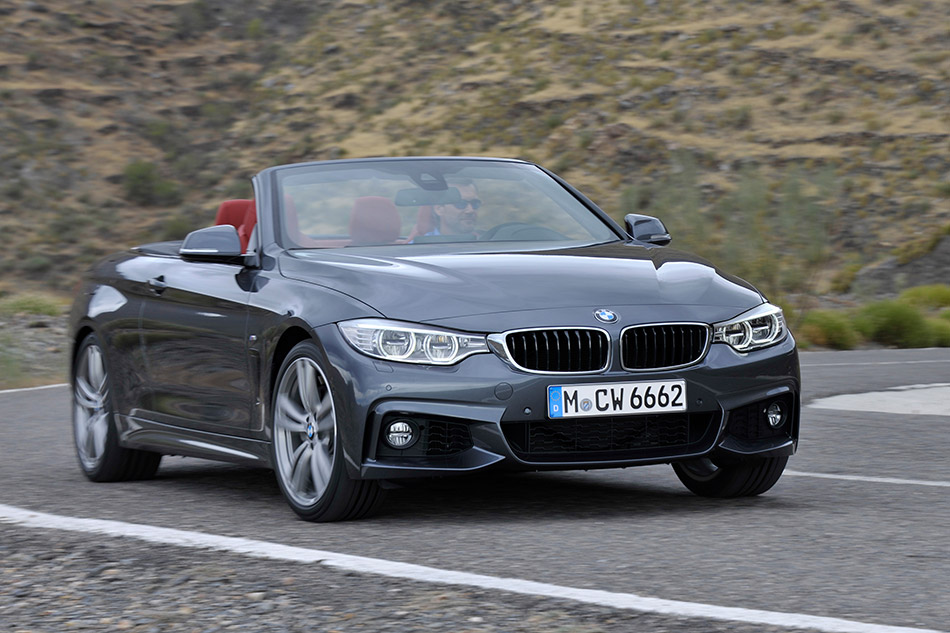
[[478, 222, 569, 242]]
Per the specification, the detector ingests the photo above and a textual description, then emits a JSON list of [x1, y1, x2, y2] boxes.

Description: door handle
[[147, 276, 167, 294]]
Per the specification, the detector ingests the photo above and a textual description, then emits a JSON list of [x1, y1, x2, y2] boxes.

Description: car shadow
[[377, 470, 795, 523], [150, 458, 796, 523]]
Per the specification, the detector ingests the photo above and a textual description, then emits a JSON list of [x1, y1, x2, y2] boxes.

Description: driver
[[427, 179, 481, 237]]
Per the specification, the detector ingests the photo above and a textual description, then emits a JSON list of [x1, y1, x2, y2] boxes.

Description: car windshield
[[274, 159, 619, 249]]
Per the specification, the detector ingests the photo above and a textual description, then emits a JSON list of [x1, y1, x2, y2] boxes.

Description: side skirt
[[115, 414, 272, 468]]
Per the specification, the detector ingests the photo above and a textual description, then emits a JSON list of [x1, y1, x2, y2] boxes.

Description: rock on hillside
[[854, 236, 950, 297]]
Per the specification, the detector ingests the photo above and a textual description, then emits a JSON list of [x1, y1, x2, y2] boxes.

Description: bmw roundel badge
[[594, 308, 618, 324]]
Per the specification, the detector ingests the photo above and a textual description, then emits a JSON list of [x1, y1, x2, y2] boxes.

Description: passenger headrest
[[349, 196, 400, 245]]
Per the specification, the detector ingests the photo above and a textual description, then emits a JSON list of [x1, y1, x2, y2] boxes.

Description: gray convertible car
[[70, 157, 799, 521]]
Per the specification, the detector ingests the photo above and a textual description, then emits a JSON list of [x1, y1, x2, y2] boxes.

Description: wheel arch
[[268, 325, 316, 405], [265, 324, 386, 520], [71, 323, 97, 377]]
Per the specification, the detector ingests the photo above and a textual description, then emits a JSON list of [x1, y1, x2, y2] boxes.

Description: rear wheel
[[271, 341, 385, 522], [672, 455, 788, 498], [72, 334, 161, 482]]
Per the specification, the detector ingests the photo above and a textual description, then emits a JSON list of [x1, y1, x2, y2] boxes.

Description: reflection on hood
[[280, 241, 763, 324]]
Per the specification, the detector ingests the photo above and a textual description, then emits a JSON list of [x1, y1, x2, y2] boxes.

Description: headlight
[[712, 303, 787, 352], [338, 319, 489, 365]]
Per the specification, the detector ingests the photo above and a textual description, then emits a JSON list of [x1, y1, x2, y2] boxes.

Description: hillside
[[1, 0, 948, 297]]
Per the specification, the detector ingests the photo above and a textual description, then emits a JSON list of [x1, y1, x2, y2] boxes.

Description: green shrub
[[200, 102, 236, 129], [222, 179, 253, 200], [0, 334, 23, 388], [544, 113, 564, 130], [144, 120, 181, 153], [826, 110, 846, 124], [1, 179, 26, 200], [123, 161, 182, 206], [0, 293, 65, 317], [160, 212, 201, 241], [21, 256, 53, 274], [855, 300, 933, 347], [830, 262, 862, 294], [723, 105, 754, 130], [798, 310, 861, 350], [893, 224, 950, 264], [928, 318, 950, 347], [175, 0, 214, 39], [245, 18, 264, 40], [898, 284, 950, 309]]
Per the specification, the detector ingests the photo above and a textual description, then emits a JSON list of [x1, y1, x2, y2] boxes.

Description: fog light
[[766, 402, 786, 428], [384, 419, 417, 449]]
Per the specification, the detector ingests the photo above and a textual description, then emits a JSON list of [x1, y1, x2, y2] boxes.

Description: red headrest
[[349, 197, 400, 244], [215, 199, 251, 230], [214, 199, 255, 253]]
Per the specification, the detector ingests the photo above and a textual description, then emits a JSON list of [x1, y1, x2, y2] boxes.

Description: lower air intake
[[502, 412, 717, 462]]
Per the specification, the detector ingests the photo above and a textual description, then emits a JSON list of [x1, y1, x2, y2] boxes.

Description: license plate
[[548, 380, 687, 419]]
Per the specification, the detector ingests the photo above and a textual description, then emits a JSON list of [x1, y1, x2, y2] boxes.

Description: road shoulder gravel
[[2, 523, 811, 633]]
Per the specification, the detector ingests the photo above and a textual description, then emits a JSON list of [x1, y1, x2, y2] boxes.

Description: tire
[[270, 341, 385, 522], [672, 455, 788, 498], [72, 334, 161, 482]]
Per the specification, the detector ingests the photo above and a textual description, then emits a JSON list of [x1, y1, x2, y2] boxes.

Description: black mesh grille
[[502, 413, 716, 462], [621, 324, 709, 370], [726, 395, 794, 441], [505, 329, 609, 373], [423, 419, 473, 456], [376, 416, 473, 458]]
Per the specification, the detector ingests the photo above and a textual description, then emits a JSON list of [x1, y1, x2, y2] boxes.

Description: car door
[[136, 253, 254, 434]]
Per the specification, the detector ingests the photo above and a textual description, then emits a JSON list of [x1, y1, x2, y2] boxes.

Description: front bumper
[[317, 324, 800, 480]]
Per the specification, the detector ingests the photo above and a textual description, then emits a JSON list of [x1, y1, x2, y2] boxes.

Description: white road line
[[785, 471, 950, 488], [0, 504, 944, 633], [0, 382, 68, 395], [801, 360, 950, 368], [808, 384, 950, 416]]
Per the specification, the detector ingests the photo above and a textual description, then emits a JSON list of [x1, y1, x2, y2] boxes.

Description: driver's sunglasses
[[452, 199, 482, 210]]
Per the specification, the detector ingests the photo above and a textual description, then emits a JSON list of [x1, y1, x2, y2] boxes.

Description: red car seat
[[349, 197, 401, 245], [214, 199, 255, 253]]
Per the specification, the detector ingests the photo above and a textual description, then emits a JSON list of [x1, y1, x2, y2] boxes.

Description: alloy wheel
[[273, 357, 337, 507], [73, 343, 110, 471]]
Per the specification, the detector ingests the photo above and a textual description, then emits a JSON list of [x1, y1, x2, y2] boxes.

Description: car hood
[[279, 242, 764, 330]]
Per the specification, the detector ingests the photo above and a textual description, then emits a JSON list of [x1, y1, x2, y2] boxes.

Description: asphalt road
[[2, 348, 949, 632]]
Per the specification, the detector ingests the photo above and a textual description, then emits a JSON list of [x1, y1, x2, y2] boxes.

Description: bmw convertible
[[70, 157, 800, 521]]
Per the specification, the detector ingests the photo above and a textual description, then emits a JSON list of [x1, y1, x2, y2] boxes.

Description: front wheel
[[271, 341, 385, 522], [672, 455, 788, 498]]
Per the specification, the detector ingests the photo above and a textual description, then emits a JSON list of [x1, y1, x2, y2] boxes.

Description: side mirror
[[624, 213, 671, 246], [179, 225, 245, 263]]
